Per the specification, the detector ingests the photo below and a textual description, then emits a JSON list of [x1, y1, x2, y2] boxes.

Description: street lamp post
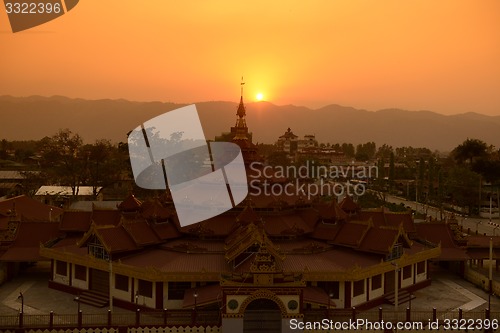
[[193, 290, 198, 325], [134, 292, 140, 326], [18, 292, 24, 314], [391, 262, 399, 312], [475, 221, 481, 235], [17, 291, 24, 328], [328, 292, 334, 319], [75, 294, 80, 313]]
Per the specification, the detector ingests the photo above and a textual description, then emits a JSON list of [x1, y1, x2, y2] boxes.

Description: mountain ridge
[[1, 95, 499, 151]]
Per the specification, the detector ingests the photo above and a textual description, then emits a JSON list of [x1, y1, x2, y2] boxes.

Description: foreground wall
[[1, 327, 220, 333]]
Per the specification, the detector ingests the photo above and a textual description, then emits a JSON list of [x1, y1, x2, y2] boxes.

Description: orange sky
[[1, 1, 500, 115]]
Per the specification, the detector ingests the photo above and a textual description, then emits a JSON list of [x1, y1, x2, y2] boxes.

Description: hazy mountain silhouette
[[1, 95, 500, 151]]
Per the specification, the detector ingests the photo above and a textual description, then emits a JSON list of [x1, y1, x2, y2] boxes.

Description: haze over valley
[[2, 95, 500, 151]]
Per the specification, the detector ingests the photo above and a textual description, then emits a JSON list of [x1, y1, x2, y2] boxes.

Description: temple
[[39, 85, 442, 332]]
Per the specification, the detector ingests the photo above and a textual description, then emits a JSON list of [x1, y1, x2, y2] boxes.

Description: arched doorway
[[243, 298, 282, 333]]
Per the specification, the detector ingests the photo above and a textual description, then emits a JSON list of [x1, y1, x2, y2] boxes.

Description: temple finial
[[240, 76, 245, 97]]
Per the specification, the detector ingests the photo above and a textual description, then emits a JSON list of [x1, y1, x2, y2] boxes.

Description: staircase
[[76, 290, 109, 308], [385, 290, 416, 306]]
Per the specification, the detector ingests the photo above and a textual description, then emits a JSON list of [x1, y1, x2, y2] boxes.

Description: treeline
[[2, 133, 500, 216], [263, 138, 500, 215], [1, 129, 130, 197]]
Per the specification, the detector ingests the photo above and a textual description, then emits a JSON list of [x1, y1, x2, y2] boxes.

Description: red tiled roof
[[331, 223, 369, 248], [282, 249, 381, 272], [357, 209, 415, 233], [298, 208, 320, 230], [118, 194, 142, 211], [385, 212, 415, 233], [141, 200, 174, 221], [466, 248, 500, 259], [236, 205, 261, 225], [277, 239, 332, 253], [48, 241, 87, 256], [358, 228, 398, 254], [92, 209, 121, 226], [316, 199, 348, 222], [1, 247, 45, 261], [310, 222, 342, 241], [120, 248, 229, 273], [123, 220, 160, 246], [163, 239, 225, 253], [151, 222, 182, 240], [181, 214, 237, 237], [467, 236, 500, 248], [303, 286, 331, 306], [0, 195, 63, 221], [10, 222, 60, 247], [415, 223, 467, 260], [60, 211, 92, 232], [358, 210, 386, 227], [339, 196, 360, 212], [264, 214, 313, 236], [97, 226, 137, 253], [52, 236, 81, 248], [0, 221, 60, 261], [415, 223, 458, 248], [245, 192, 280, 208]]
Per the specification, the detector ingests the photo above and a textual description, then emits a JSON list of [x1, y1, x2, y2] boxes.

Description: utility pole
[[489, 238, 493, 294]]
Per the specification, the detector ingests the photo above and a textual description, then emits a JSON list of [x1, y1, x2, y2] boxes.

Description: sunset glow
[[0, 1, 499, 115], [256, 93, 264, 101]]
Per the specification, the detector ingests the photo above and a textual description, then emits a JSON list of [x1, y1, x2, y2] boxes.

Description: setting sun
[[256, 93, 264, 101]]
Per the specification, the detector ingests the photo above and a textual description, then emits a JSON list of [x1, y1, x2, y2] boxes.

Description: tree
[[472, 159, 500, 185], [376, 144, 393, 160], [341, 143, 355, 158], [452, 138, 488, 165], [267, 151, 291, 167], [355, 142, 376, 161], [444, 166, 481, 215], [83, 139, 127, 197], [417, 158, 425, 202], [389, 152, 395, 189], [427, 157, 435, 201], [39, 129, 85, 195], [20, 170, 46, 197]]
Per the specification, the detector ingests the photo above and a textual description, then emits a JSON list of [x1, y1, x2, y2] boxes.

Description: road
[[372, 191, 500, 236]]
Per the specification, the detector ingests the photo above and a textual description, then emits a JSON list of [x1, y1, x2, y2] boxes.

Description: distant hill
[[1, 95, 500, 151]]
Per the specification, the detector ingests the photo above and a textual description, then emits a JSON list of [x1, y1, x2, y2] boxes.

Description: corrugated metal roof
[[35, 186, 100, 196]]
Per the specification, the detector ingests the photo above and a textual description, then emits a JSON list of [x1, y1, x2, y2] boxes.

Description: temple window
[[371, 274, 382, 290], [74, 264, 86, 281], [168, 281, 191, 300], [88, 235, 109, 260], [386, 243, 403, 261], [115, 274, 129, 291], [138, 279, 153, 298], [353, 279, 365, 297], [56, 261, 67, 276]]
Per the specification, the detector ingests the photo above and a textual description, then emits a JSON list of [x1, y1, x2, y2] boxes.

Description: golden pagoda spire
[[234, 77, 247, 137]]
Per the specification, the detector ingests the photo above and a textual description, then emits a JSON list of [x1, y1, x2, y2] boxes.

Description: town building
[[276, 128, 349, 165], [0, 195, 63, 283], [39, 89, 441, 332]]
